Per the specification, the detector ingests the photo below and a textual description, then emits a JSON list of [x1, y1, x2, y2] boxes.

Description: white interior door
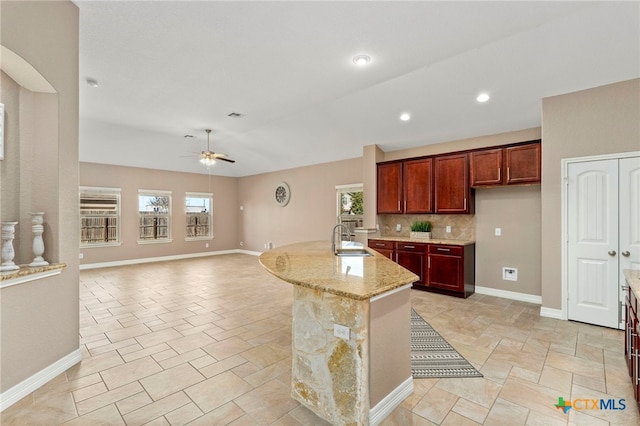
[[567, 160, 619, 328], [620, 157, 640, 275]]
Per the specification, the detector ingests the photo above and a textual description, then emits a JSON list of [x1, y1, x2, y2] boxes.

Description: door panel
[[620, 157, 640, 273], [568, 160, 619, 328]]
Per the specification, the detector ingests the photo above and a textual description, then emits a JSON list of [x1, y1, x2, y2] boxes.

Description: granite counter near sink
[[370, 236, 475, 246]]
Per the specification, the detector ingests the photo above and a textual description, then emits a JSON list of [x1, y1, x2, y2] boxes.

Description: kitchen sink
[[334, 248, 373, 257]]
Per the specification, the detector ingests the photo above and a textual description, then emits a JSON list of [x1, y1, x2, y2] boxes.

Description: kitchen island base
[[291, 284, 412, 425]]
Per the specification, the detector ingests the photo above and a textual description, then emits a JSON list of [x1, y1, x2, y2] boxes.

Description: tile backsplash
[[378, 214, 475, 241]]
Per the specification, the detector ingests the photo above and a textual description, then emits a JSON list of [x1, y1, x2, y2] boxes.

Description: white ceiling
[[76, 1, 640, 178]]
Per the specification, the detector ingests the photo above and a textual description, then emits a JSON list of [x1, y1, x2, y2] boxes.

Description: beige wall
[[237, 158, 363, 253], [365, 128, 543, 296], [541, 78, 640, 310], [79, 162, 238, 265], [1, 0, 79, 393]]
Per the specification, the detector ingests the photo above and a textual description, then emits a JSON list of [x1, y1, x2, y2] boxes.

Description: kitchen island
[[259, 241, 419, 425]]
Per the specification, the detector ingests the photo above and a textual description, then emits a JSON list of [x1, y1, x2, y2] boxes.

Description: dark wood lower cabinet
[[368, 239, 475, 298], [395, 242, 427, 286], [625, 284, 640, 411]]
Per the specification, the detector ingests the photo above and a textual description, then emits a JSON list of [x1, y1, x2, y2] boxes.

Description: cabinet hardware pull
[[437, 248, 451, 252], [623, 285, 630, 291], [622, 251, 631, 257], [404, 200, 407, 211], [498, 168, 501, 181], [636, 350, 639, 385], [428, 257, 431, 268], [404, 245, 415, 249], [398, 201, 401, 211], [375, 243, 385, 247], [464, 198, 467, 210], [507, 167, 510, 181], [608, 250, 617, 256]]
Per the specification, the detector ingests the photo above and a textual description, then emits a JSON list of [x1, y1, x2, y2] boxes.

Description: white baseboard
[[80, 249, 257, 270], [475, 286, 542, 305], [369, 376, 413, 426], [540, 306, 565, 320], [0, 348, 82, 412]]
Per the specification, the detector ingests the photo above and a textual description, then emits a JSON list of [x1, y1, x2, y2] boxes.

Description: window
[[185, 192, 213, 240], [336, 184, 364, 239], [80, 187, 121, 247], [138, 190, 172, 243]]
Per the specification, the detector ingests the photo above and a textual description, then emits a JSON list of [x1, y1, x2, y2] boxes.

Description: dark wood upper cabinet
[[470, 141, 541, 187], [403, 158, 433, 214], [470, 148, 503, 186], [434, 153, 471, 213], [505, 143, 541, 184], [377, 161, 403, 214]]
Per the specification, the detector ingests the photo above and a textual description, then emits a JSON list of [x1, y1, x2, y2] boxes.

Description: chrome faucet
[[331, 223, 351, 253]]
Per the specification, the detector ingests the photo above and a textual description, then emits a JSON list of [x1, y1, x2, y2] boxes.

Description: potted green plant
[[410, 221, 432, 239]]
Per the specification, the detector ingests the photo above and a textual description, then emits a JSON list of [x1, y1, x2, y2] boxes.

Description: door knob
[[622, 251, 631, 257], [608, 250, 617, 256]]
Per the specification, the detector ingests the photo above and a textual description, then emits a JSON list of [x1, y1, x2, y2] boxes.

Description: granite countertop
[[370, 236, 475, 246], [259, 241, 419, 301], [0, 263, 66, 281], [624, 269, 640, 297]]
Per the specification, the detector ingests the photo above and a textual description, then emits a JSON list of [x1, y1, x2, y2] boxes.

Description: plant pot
[[410, 231, 431, 239]]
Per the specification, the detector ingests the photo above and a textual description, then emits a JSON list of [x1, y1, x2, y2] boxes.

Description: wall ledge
[[0, 348, 82, 412], [0, 264, 66, 289]]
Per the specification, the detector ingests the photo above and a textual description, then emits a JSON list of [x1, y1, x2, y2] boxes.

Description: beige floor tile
[[105, 323, 152, 343], [72, 380, 108, 402], [76, 381, 144, 416], [451, 397, 489, 424], [546, 351, 605, 381], [498, 378, 568, 423], [537, 365, 573, 394], [185, 371, 253, 413], [116, 391, 153, 415], [202, 336, 254, 360], [166, 331, 217, 355], [436, 377, 502, 408], [136, 328, 184, 348], [570, 383, 640, 424], [61, 403, 125, 425], [197, 354, 249, 378], [233, 379, 299, 424], [100, 356, 163, 390], [441, 411, 482, 425], [159, 348, 208, 370], [183, 401, 246, 426], [484, 397, 528, 426], [140, 362, 205, 401], [413, 387, 459, 424], [163, 402, 204, 426], [241, 342, 289, 369], [123, 391, 191, 426]]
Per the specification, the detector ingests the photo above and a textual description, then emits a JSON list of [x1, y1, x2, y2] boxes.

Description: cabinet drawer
[[368, 239, 395, 250], [428, 244, 463, 256], [396, 242, 428, 252]]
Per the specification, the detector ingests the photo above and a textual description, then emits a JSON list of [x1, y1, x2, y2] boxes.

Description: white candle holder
[[1, 221, 20, 271], [29, 212, 49, 267]]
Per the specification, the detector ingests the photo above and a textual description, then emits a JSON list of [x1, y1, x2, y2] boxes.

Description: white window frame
[[80, 186, 122, 248], [185, 192, 213, 241], [138, 189, 173, 244], [336, 183, 364, 239]]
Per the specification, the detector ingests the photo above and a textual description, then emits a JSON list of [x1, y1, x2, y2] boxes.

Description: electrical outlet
[[503, 267, 518, 281], [495, 228, 501, 236], [264, 243, 268, 249], [446, 226, 451, 233], [79, 253, 84, 259], [240, 241, 244, 246], [205, 243, 209, 248], [333, 324, 350, 340], [396, 224, 402, 232]]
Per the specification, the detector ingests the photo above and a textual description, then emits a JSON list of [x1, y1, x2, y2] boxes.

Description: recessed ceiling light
[[85, 78, 99, 88], [400, 113, 411, 121], [476, 93, 490, 103], [352, 55, 371, 66]]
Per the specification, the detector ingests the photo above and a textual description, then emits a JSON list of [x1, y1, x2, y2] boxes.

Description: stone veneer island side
[[259, 241, 419, 425]]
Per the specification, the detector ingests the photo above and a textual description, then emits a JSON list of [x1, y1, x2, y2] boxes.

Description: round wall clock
[[275, 182, 291, 207]]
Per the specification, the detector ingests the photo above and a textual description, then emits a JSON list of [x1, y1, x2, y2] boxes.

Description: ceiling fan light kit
[[198, 129, 235, 166]]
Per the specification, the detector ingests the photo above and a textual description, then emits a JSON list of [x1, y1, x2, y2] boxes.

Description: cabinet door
[[396, 251, 425, 285], [377, 162, 403, 214], [427, 253, 463, 292], [505, 143, 541, 184], [368, 239, 395, 260], [434, 153, 471, 213], [403, 158, 433, 213], [470, 148, 503, 187]]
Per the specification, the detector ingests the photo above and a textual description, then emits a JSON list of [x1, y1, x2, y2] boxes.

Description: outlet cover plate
[[503, 267, 518, 281], [333, 324, 350, 340]]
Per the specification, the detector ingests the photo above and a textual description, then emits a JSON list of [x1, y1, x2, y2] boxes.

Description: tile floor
[[2, 254, 639, 425]]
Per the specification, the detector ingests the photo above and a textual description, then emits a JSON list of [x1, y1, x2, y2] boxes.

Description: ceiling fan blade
[[217, 157, 236, 163]]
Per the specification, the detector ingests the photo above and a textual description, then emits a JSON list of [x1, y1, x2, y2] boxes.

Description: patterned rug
[[411, 309, 483, 379]]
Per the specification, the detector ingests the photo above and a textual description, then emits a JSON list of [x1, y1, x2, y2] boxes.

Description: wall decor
[[0, 103, 4, 160], [275, 182, 291, 207]]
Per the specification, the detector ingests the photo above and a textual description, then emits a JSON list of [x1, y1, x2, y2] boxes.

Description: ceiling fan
[[198, 129, 235, 166]]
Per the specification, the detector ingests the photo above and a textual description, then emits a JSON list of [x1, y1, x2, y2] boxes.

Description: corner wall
[[0, 0, 80, 395], [541, 78, 640, 310]]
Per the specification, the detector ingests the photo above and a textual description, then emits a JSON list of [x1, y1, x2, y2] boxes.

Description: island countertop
[[624, 269, 640, 297], [259, 240, 419, 301]]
